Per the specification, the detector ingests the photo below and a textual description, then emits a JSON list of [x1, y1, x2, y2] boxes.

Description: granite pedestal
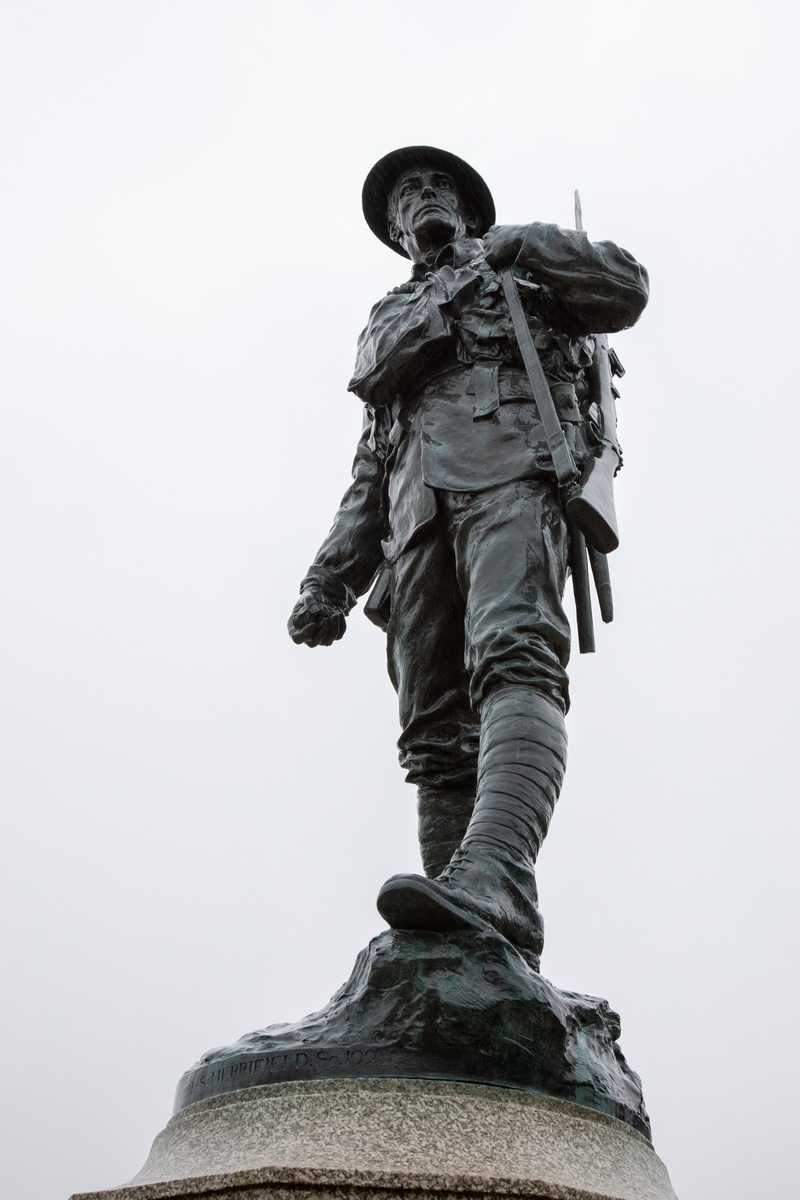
[[70, 1077, 678, 1200]]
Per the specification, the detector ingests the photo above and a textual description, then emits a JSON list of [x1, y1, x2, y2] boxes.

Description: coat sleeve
[[300, 409, 386, 605], [515, 222, 649, 334]]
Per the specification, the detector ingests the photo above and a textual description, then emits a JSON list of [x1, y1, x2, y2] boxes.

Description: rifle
[[574, 190, 625, 626], [500, 268, 595, 653], [570, 191, 623, 563], [500, 190, 625, 650]]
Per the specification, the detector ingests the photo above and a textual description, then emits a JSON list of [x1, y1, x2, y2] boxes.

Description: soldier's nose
[[420, 184, 437, 198]]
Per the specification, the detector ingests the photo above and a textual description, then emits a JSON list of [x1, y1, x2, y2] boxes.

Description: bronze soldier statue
[[288, 147, 648, 971], [70, 150, 668, 1197]]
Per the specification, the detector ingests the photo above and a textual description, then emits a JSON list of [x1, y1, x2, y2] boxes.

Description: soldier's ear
[[388, 220, 401, 243]]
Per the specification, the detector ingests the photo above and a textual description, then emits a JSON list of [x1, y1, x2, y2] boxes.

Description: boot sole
[[377, 876, 494, 938]]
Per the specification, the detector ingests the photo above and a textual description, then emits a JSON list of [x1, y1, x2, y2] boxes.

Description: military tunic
[[302, 225, 648, 790]]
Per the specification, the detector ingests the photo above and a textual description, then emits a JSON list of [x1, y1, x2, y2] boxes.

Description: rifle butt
[[566, 447, 620, 554]]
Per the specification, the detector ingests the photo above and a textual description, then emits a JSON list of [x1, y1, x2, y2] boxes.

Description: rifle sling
[[500, 268, 578, 489]]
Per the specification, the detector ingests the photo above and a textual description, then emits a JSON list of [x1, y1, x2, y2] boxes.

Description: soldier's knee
[[470, 639, 570, 715]]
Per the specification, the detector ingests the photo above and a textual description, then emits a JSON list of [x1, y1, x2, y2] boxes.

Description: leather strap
[[500, 268, 578, 489]]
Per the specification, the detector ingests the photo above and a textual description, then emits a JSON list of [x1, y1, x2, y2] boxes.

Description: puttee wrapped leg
[[377, 685, 567, 968]]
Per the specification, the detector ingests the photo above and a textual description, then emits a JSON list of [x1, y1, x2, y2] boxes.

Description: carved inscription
[[188, 1046, 397, 1097]]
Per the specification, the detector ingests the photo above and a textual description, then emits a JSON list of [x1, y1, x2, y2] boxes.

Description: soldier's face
[[389, 168, 469, 252]]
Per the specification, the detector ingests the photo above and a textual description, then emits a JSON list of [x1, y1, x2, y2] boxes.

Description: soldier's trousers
[[386, 477, 572, 791]]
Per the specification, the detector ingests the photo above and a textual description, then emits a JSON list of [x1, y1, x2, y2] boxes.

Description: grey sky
[[1, 3, 798, 1198]]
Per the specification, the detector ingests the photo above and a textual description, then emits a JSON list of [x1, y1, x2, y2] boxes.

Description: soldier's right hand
[[287, 589, 347, 648]]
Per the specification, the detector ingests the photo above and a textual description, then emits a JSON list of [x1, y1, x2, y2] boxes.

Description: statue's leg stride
[[379, 684, 565, 968], [379, 481, 570, 969]]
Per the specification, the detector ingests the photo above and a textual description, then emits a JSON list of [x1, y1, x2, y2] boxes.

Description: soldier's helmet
[[362, 145, 496, 258]]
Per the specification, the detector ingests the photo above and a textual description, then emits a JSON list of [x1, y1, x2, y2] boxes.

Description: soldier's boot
[[378, 685, 567, 968], [417, 785, 476, 879]]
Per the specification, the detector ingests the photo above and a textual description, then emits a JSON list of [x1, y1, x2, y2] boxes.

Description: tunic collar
[[409, 237, 485, 282]]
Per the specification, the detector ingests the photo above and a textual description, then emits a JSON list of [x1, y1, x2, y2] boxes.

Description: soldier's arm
[[288, 411, 385, 648], [485, 222, 649, 334]]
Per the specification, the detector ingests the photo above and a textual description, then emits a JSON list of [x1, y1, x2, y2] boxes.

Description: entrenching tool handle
[[588, 548, 614, 623]]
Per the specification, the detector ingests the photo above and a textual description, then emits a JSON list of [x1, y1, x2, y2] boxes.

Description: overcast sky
[[1, 3, 798, 1198]]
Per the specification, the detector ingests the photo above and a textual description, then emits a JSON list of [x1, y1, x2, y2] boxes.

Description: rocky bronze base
[[175, 929, 649, 1137], [70, 1078, 678, 1200]]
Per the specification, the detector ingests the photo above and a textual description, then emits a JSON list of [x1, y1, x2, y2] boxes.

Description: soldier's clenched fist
[[288, 588, 348, 648]]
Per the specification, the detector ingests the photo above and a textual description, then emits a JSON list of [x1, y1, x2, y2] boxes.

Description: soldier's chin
[[413, 211, 458, 242]]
